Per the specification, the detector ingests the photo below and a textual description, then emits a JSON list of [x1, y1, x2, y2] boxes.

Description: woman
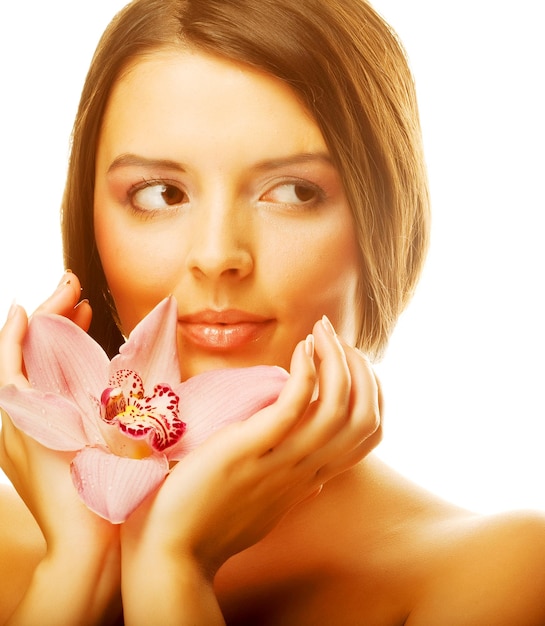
[[1, 0, 544, 623]]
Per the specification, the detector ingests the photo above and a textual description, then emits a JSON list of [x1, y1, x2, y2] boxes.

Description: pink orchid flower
[[0, 297, 288, 523]]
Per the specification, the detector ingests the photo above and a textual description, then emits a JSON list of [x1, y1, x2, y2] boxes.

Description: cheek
[[94, 211, 181, 332], [265, 220, 361, 338]]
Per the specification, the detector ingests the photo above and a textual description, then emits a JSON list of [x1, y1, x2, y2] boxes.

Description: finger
[[0, 305, 30, 475], [0, 303, 29, 387], [318, 421, 383, 482], [71, 299, 93, 332], [268, 316, 353, 464], [31, 271, 83, 319], [301, 315, 352, 433], [340, 341, 381, 438], [206, 336, 317, 459], [306, 342, 382, 479], [0, 407, 27, 482]]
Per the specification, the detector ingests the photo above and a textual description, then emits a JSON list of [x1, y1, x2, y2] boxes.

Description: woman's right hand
[[120, 315, 382, 625], [0, 273, 121, 625]]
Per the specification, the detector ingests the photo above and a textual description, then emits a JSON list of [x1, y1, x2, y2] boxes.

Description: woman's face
[[94, 49, 361, 379]]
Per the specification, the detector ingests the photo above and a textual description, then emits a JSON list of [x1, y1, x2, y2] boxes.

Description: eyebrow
[[106, 151, 334, 174], [107, 154, 186, 174], [252, 152, 334, 171]]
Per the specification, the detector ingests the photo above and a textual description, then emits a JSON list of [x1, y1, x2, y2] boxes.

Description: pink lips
[[178, 310, 273, 350]]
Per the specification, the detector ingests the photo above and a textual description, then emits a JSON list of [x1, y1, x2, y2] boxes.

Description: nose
[[185, 202, 254, 282]]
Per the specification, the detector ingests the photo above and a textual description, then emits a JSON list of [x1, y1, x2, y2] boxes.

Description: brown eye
[[261, 182, 322, 206], [292, 185, 317, 202], [131, 182, 188, 212], [160, 184, 186, 205]]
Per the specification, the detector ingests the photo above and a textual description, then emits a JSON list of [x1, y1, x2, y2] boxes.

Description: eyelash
[[127, 177, 186, 216], [258, 178, 326, 210], [126, 176, 327, 217]]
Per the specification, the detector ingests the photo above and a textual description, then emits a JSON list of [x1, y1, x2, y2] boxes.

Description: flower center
[[99, 370, 186, 457]]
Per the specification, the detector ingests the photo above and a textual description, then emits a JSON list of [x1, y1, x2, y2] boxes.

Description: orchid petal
[[23, 314, 109, 443], [167, 365, 288, 459], [0, 385, 90, 450], [11, 296, 288, 522], [70, 447, 169, 524], [110, 297, 180, 390]]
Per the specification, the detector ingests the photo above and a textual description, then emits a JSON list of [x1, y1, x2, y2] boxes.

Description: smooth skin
[[1, 49, 545, 625], [94, 51, 362, 380]]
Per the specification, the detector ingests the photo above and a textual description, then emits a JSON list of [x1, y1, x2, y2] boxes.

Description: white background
[[1, 1, 543, 513]]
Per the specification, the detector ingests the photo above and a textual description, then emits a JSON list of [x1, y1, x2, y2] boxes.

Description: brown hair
[[62, 0, 430, 360]]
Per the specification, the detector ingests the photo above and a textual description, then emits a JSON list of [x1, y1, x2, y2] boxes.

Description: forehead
[[98, 49, 327, 165]]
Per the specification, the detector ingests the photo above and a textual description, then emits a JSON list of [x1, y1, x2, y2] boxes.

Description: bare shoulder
[[0, 483, 45, 621], [408, 509, 545, 625]]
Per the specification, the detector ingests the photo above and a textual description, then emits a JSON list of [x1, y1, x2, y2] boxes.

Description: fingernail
[[321, 315, 336, 336], [6, 299, 18, 321], [305, 334, 315, 358], [56, 270, 73, 290], [74, 298, 89, 310]]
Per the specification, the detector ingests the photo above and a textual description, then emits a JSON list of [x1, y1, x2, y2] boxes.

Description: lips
[[178, 310, 273, 350]]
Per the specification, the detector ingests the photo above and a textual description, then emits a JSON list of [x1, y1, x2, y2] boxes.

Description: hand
[[0, 274, 120, 625], [120, 316, 381, 624], [0, 272, 96, 541]]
